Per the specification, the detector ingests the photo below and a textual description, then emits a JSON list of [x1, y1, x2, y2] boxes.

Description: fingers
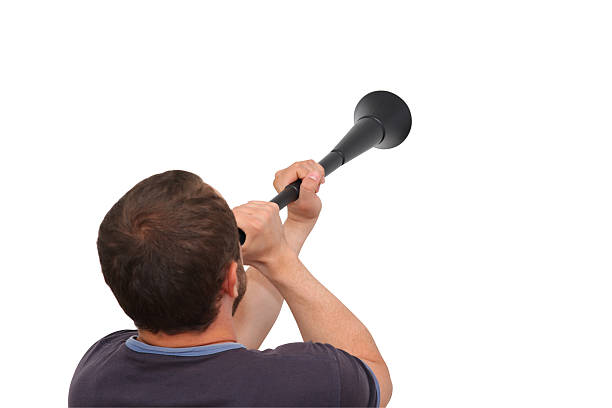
[[273, 159, 325, 193], [232, 201, 280, 232], [231, 200, 286, 266], [299, 170, 322, 197]]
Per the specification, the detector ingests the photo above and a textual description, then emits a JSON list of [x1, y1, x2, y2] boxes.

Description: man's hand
[[232, 201, 292, 271], [273, 160, 326, 227]]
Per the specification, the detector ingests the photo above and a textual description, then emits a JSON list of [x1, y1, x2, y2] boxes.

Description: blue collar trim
[[125, 335, 246, 356]]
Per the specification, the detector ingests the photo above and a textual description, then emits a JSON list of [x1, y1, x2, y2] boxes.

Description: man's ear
[[222, 261, 239, 298]]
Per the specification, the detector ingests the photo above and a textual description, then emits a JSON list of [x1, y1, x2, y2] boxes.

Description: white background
[[1, 1, 610, 407]]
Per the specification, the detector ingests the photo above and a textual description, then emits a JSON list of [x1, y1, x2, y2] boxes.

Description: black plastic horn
[[238, 90, 412, 245]]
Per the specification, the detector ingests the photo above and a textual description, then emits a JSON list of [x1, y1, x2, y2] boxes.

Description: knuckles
[[275, 159, 323, 182], [235, 201, 279, 235]]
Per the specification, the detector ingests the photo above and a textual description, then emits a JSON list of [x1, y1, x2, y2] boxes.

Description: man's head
[[97, 170, 246, 335]]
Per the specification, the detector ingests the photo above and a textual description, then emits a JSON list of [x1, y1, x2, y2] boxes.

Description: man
[[69, 160, 392, 407]]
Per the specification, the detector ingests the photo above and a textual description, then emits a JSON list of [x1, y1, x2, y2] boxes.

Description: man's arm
[[233, 170, 390, 405], [259, 239, 392, 405], [263, 252, 392, 407], [233, 219, 312, 349], [233, 160, 325, 350]]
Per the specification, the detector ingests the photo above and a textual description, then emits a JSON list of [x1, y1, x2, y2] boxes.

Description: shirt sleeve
[[332, 347, 380, 407]]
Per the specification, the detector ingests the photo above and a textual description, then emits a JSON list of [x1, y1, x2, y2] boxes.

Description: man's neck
[[137, 304, 238, 348]]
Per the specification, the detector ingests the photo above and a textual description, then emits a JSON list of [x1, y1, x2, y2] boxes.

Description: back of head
[[96, 170, 240, 334]]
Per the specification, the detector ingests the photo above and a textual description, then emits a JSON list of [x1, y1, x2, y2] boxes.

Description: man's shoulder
[[69, 330, 137, 405], [241, 341, 348, 385], [84, 329, 135, 353], [73, 329, 135, 369], [224, 342, 345, 405], [248, 340, 345, 365], [230, 341, 346, 383], [97, 329, 137, 344], [241, 342, 377, 406]]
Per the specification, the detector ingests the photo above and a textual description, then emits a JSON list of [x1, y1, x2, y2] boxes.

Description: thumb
[[299, 172, 321, 199]]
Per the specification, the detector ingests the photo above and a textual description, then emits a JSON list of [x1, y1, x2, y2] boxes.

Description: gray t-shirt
[[68, 330, 380, 407]]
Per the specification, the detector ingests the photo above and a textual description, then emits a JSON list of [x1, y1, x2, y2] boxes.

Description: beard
[[231, 259, 247, 315]]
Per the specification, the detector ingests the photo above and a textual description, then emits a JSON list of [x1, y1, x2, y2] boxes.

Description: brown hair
[[97, 170, 241, 334]]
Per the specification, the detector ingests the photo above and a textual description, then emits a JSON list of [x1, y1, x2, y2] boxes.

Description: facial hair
[[232, 259, 247, 315]]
